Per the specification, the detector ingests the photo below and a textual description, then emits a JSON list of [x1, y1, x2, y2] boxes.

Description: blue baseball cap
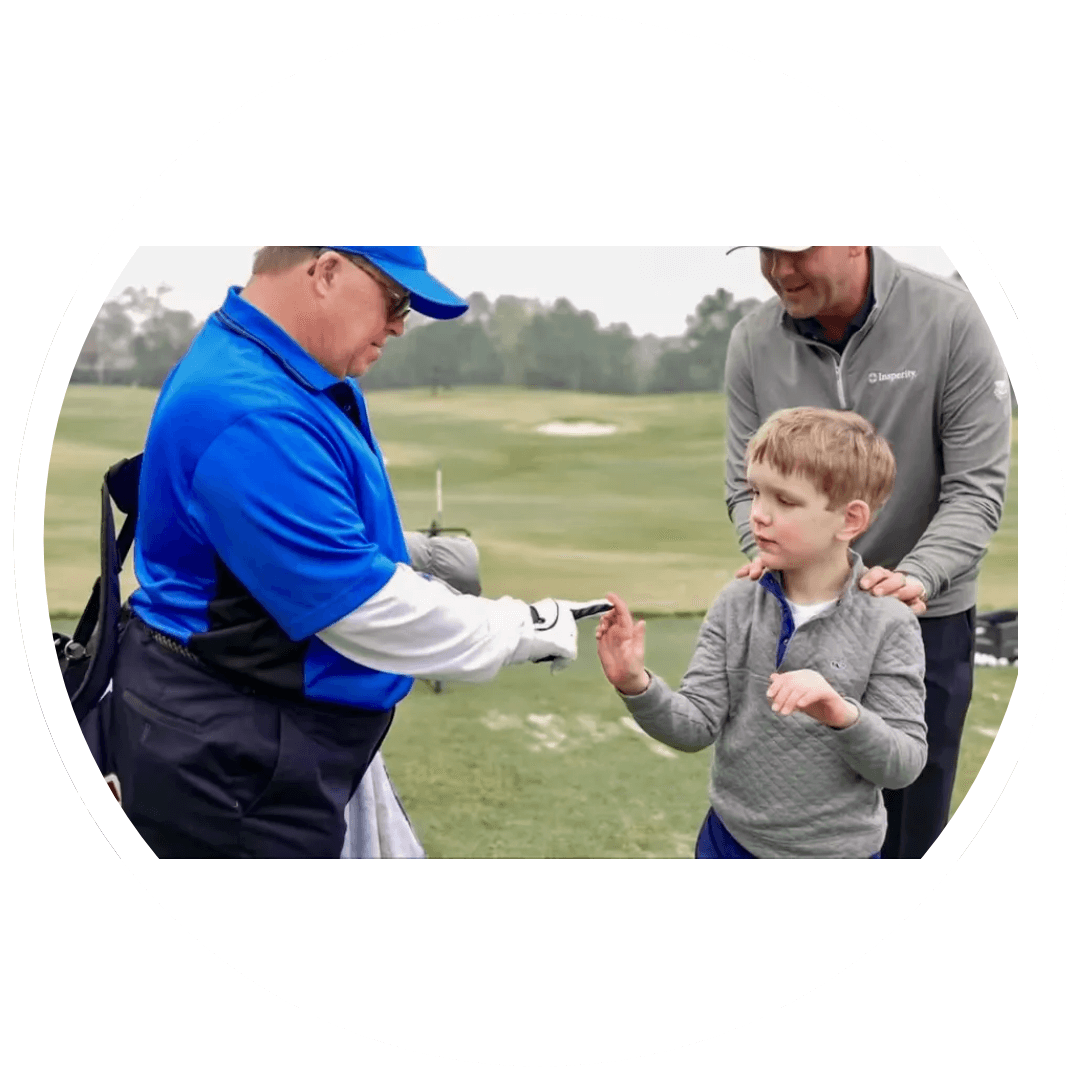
[[326, 246, 468, 320]]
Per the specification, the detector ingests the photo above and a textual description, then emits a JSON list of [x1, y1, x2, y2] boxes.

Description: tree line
[[73, 271, 1014, 411], [73, 286, 201, 388], [73, 284, 762, 395]]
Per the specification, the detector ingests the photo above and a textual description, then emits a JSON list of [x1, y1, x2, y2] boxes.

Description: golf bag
[[974, 609, 1018, 665]]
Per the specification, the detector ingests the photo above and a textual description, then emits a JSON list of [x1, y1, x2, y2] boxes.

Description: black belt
[[140, 619, 393, 720], [147, 625, 203, 666]]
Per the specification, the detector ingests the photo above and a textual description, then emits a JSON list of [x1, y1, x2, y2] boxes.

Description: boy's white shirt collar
[[764, 549, 867, 608]]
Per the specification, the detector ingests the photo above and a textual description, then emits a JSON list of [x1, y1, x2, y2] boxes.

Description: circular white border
[[16, 21, 1058, 1067]]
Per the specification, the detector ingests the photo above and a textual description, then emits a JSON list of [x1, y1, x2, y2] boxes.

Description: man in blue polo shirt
[[109, 246, 589, 858], [723, 245, 1012, 858]]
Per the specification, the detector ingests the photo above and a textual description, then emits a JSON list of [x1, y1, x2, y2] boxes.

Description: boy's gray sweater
[[621, 553, 927, 858]]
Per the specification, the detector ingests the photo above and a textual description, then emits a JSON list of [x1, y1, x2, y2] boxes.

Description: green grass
[[46, 385, 1019, 856], [378, 620, 714, 858], [952, 665, 1018, 819]]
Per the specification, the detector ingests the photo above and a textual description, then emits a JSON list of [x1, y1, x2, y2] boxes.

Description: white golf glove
[[523, 598, 614, 672]]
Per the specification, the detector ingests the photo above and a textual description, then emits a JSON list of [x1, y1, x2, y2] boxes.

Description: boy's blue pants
[[694, 808, 882, 859]]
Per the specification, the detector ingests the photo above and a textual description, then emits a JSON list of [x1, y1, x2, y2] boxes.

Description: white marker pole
[[432, 462, 446, 694]]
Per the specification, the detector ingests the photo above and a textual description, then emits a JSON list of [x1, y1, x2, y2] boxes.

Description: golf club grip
[[572, 602, 614, 621]]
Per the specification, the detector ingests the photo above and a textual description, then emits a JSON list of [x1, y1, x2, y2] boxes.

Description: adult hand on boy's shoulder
[[767, 670, 859, 729], [858, 566, 927, 614], [734, 556, 768, 582]]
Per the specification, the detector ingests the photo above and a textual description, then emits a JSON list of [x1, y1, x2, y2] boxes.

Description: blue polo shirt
[[129, 287, 414, 711]]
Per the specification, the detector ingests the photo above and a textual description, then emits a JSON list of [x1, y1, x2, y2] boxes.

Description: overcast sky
[[108, 246, 958, 340]]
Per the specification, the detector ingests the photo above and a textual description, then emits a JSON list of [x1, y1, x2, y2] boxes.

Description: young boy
[[596, 407, 927, 858]]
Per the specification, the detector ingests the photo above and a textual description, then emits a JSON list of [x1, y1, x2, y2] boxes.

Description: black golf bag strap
[[69, 455, 141, 646], [65, 454, 142, 721]]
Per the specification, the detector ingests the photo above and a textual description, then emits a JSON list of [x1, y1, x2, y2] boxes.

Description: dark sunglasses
[[312, 249, 411, 321]]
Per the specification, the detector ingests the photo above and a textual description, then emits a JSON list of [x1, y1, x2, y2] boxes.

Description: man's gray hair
[[251, 247, 323, 275]]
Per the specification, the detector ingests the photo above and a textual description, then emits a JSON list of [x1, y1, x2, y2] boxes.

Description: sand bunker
[[536, 421, 618, 437]]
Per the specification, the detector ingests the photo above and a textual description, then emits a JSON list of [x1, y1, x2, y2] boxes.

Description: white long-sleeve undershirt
[[316, 564, 537, 683]]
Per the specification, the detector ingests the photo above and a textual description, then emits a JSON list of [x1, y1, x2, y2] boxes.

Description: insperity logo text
[[867, 370, 917, 385]]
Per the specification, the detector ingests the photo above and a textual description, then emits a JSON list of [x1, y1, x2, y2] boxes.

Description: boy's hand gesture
[[596, 593, 649, 696], [767, 669, 859, 729]]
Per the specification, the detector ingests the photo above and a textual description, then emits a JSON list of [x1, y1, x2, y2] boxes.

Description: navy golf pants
[[881, 607, 976, 859], [106, 619, 395, 858]]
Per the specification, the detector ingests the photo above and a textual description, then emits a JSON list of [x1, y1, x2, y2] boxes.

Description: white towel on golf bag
[[340, 751, 425, 859]]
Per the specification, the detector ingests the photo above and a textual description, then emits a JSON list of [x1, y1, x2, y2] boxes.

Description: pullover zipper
[[760, 572, 844, 668], [814, 343, 847, 409], [832, 351, 846, 409]]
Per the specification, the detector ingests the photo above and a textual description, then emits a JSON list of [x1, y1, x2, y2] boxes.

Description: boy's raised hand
[[767, 670, 859, 729], [596, 592, 649, 695]]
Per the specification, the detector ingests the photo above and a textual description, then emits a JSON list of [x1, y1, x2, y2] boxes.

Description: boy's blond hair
[[746, 407, 896, 512]]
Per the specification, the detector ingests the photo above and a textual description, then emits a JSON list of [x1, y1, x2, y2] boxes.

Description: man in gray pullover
[[723, 247, 1012, 858]]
